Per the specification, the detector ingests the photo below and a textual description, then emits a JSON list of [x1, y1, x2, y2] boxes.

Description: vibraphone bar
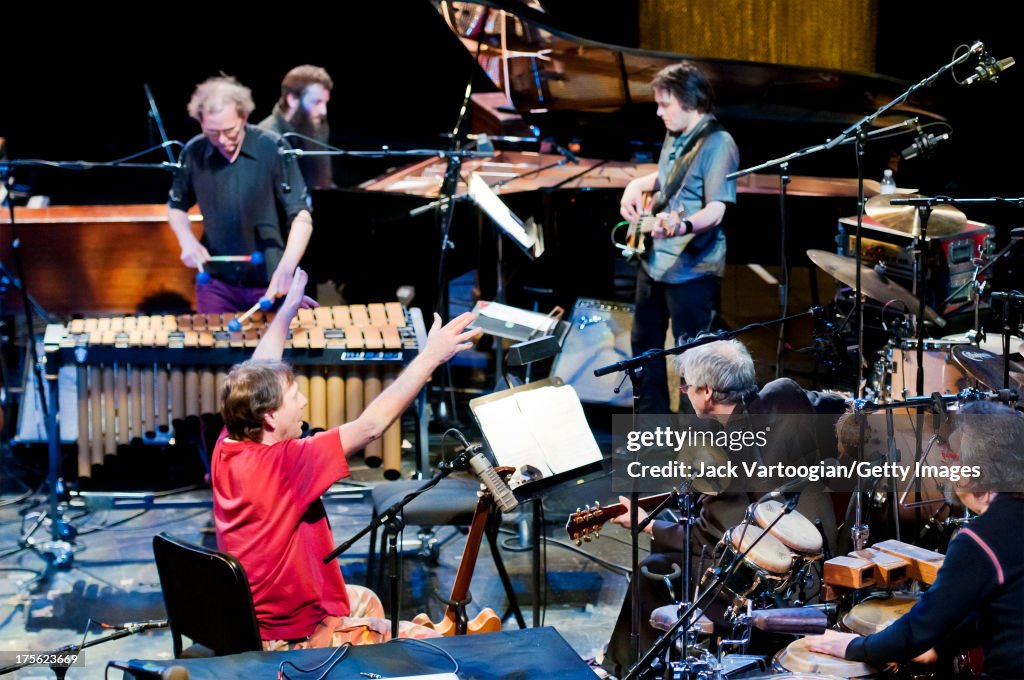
[[47, 303, 424, 482]]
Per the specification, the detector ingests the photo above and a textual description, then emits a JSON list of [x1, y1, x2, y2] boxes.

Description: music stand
[[469, 377, 604, 626], [465, 172, 546, 383]]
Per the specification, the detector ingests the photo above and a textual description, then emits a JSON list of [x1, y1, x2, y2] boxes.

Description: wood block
[[70, 319, 85, 334], [84, 318, 99, 332], [824, 555, 875, 589], [297, 308, 315, 327], [873, 540, 944, 584], [849, 548, 908, 587], [183, 331, 199, 347], [291, 330, 309, 349]]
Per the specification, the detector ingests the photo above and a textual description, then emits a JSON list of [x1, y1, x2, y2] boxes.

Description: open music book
[[469, 377, 603, 488]]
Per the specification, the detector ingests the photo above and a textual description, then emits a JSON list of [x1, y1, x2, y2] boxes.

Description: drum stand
[[622, 499, 798, 680]]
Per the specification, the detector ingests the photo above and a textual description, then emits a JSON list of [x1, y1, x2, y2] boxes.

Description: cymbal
[[806, 249, 943, 324], [950, 346, 1024, 391], [865, 194, 966, 237]]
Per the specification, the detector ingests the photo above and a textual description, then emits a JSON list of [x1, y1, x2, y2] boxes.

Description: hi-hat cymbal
[[806, 249, 943, 324], [865, 194, 966, 237], [951, 345, 1024, 391]]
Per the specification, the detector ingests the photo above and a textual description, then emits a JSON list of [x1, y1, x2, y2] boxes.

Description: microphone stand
[[0, 148, 180, 581], [594, 307, 819, 378], [0, 620, 167, 679], [728, 42, 985, 397], [622, 498, 798, 680], [322, 447, 477, 639]]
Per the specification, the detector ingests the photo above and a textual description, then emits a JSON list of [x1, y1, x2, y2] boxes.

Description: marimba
[[46, 303, 424, 481]]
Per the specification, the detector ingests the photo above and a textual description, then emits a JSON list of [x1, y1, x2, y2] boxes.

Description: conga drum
[[774, 637, 889, 678]]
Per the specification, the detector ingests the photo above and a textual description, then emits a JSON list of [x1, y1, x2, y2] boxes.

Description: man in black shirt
[[258, 65, 334, 190], [168, 76, 312, 313], [806, 401, 1024, 680]]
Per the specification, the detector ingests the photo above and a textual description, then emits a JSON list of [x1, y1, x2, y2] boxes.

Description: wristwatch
[[682, 219, 694, 235]]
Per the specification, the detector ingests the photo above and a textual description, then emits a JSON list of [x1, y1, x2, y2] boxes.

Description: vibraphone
[[46, 302, 424, 481]]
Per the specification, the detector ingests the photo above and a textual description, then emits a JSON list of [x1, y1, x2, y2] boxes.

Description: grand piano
[[307, 0, 949, 327]]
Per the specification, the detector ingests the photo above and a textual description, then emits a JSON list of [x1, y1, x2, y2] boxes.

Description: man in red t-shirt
[[212, 267, 480, 648]]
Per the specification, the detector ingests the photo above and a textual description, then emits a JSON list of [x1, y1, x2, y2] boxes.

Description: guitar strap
[[650, 116, 724, 214]]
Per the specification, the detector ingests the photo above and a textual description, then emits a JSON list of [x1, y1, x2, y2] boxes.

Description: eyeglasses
[[202, 119, 245, 142]]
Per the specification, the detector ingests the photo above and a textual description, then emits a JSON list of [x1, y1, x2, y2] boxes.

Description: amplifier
[[836, 216, 994, 315], [551, 298, 635, 407]]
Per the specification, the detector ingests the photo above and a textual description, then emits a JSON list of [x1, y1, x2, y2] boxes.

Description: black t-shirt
[[169, 125, 309, 286]]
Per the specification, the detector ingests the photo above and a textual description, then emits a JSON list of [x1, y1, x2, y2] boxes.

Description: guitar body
[[411, 607, 502, 636], [412, 494, 504, 635], [616, 191, 696, 261]]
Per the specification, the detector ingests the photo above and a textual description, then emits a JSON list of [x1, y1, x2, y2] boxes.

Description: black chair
[[152, 532, 263, 658]]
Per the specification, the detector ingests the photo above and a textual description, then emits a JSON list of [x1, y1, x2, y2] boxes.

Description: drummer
[[806, 401, 1024, 680], [600, 338, 844, 677]]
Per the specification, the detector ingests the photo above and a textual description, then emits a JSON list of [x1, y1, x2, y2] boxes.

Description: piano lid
[[436, 0, 944, 127]]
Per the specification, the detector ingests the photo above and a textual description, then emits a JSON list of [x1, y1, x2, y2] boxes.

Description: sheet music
[[472, 384, 602, 485], [475, 301, 558, 335]]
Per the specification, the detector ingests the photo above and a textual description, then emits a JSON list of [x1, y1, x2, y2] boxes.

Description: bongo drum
[[752, 500, 824, 557]]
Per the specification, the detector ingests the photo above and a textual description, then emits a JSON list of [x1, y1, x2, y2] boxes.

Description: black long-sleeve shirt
[[845, 495, 1024, 679]]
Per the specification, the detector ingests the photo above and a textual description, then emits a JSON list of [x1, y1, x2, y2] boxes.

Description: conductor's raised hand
[[423, 312, 482, 365]]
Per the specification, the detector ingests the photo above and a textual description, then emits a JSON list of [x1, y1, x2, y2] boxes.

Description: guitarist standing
[[619, 62, 739, 415]]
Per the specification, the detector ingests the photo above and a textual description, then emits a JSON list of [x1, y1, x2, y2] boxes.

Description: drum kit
[[640, 495, 979, 680]]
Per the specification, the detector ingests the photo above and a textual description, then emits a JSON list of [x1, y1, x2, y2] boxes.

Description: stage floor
[[0, 429, 635, 679]]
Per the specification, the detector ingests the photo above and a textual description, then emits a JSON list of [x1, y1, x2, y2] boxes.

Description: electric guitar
[[615, 193, 695, 261]]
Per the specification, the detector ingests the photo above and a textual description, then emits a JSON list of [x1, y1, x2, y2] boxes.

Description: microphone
[[755, 490, 801, 509], [901, 131, 951, 160], [467, 447, 519, 513], [105, 619, 169, 633], [963, 50, 1015, 85], [106, 660, 189, 680]]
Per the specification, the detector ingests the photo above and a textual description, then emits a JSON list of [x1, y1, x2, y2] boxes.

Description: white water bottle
[[879, 168, 896, 195]]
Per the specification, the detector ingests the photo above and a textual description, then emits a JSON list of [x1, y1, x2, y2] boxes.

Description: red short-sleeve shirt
[[212, 429, 350, 641]]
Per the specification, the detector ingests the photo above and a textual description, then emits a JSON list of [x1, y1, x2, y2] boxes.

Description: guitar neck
[[601, 493, 672, 522]]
